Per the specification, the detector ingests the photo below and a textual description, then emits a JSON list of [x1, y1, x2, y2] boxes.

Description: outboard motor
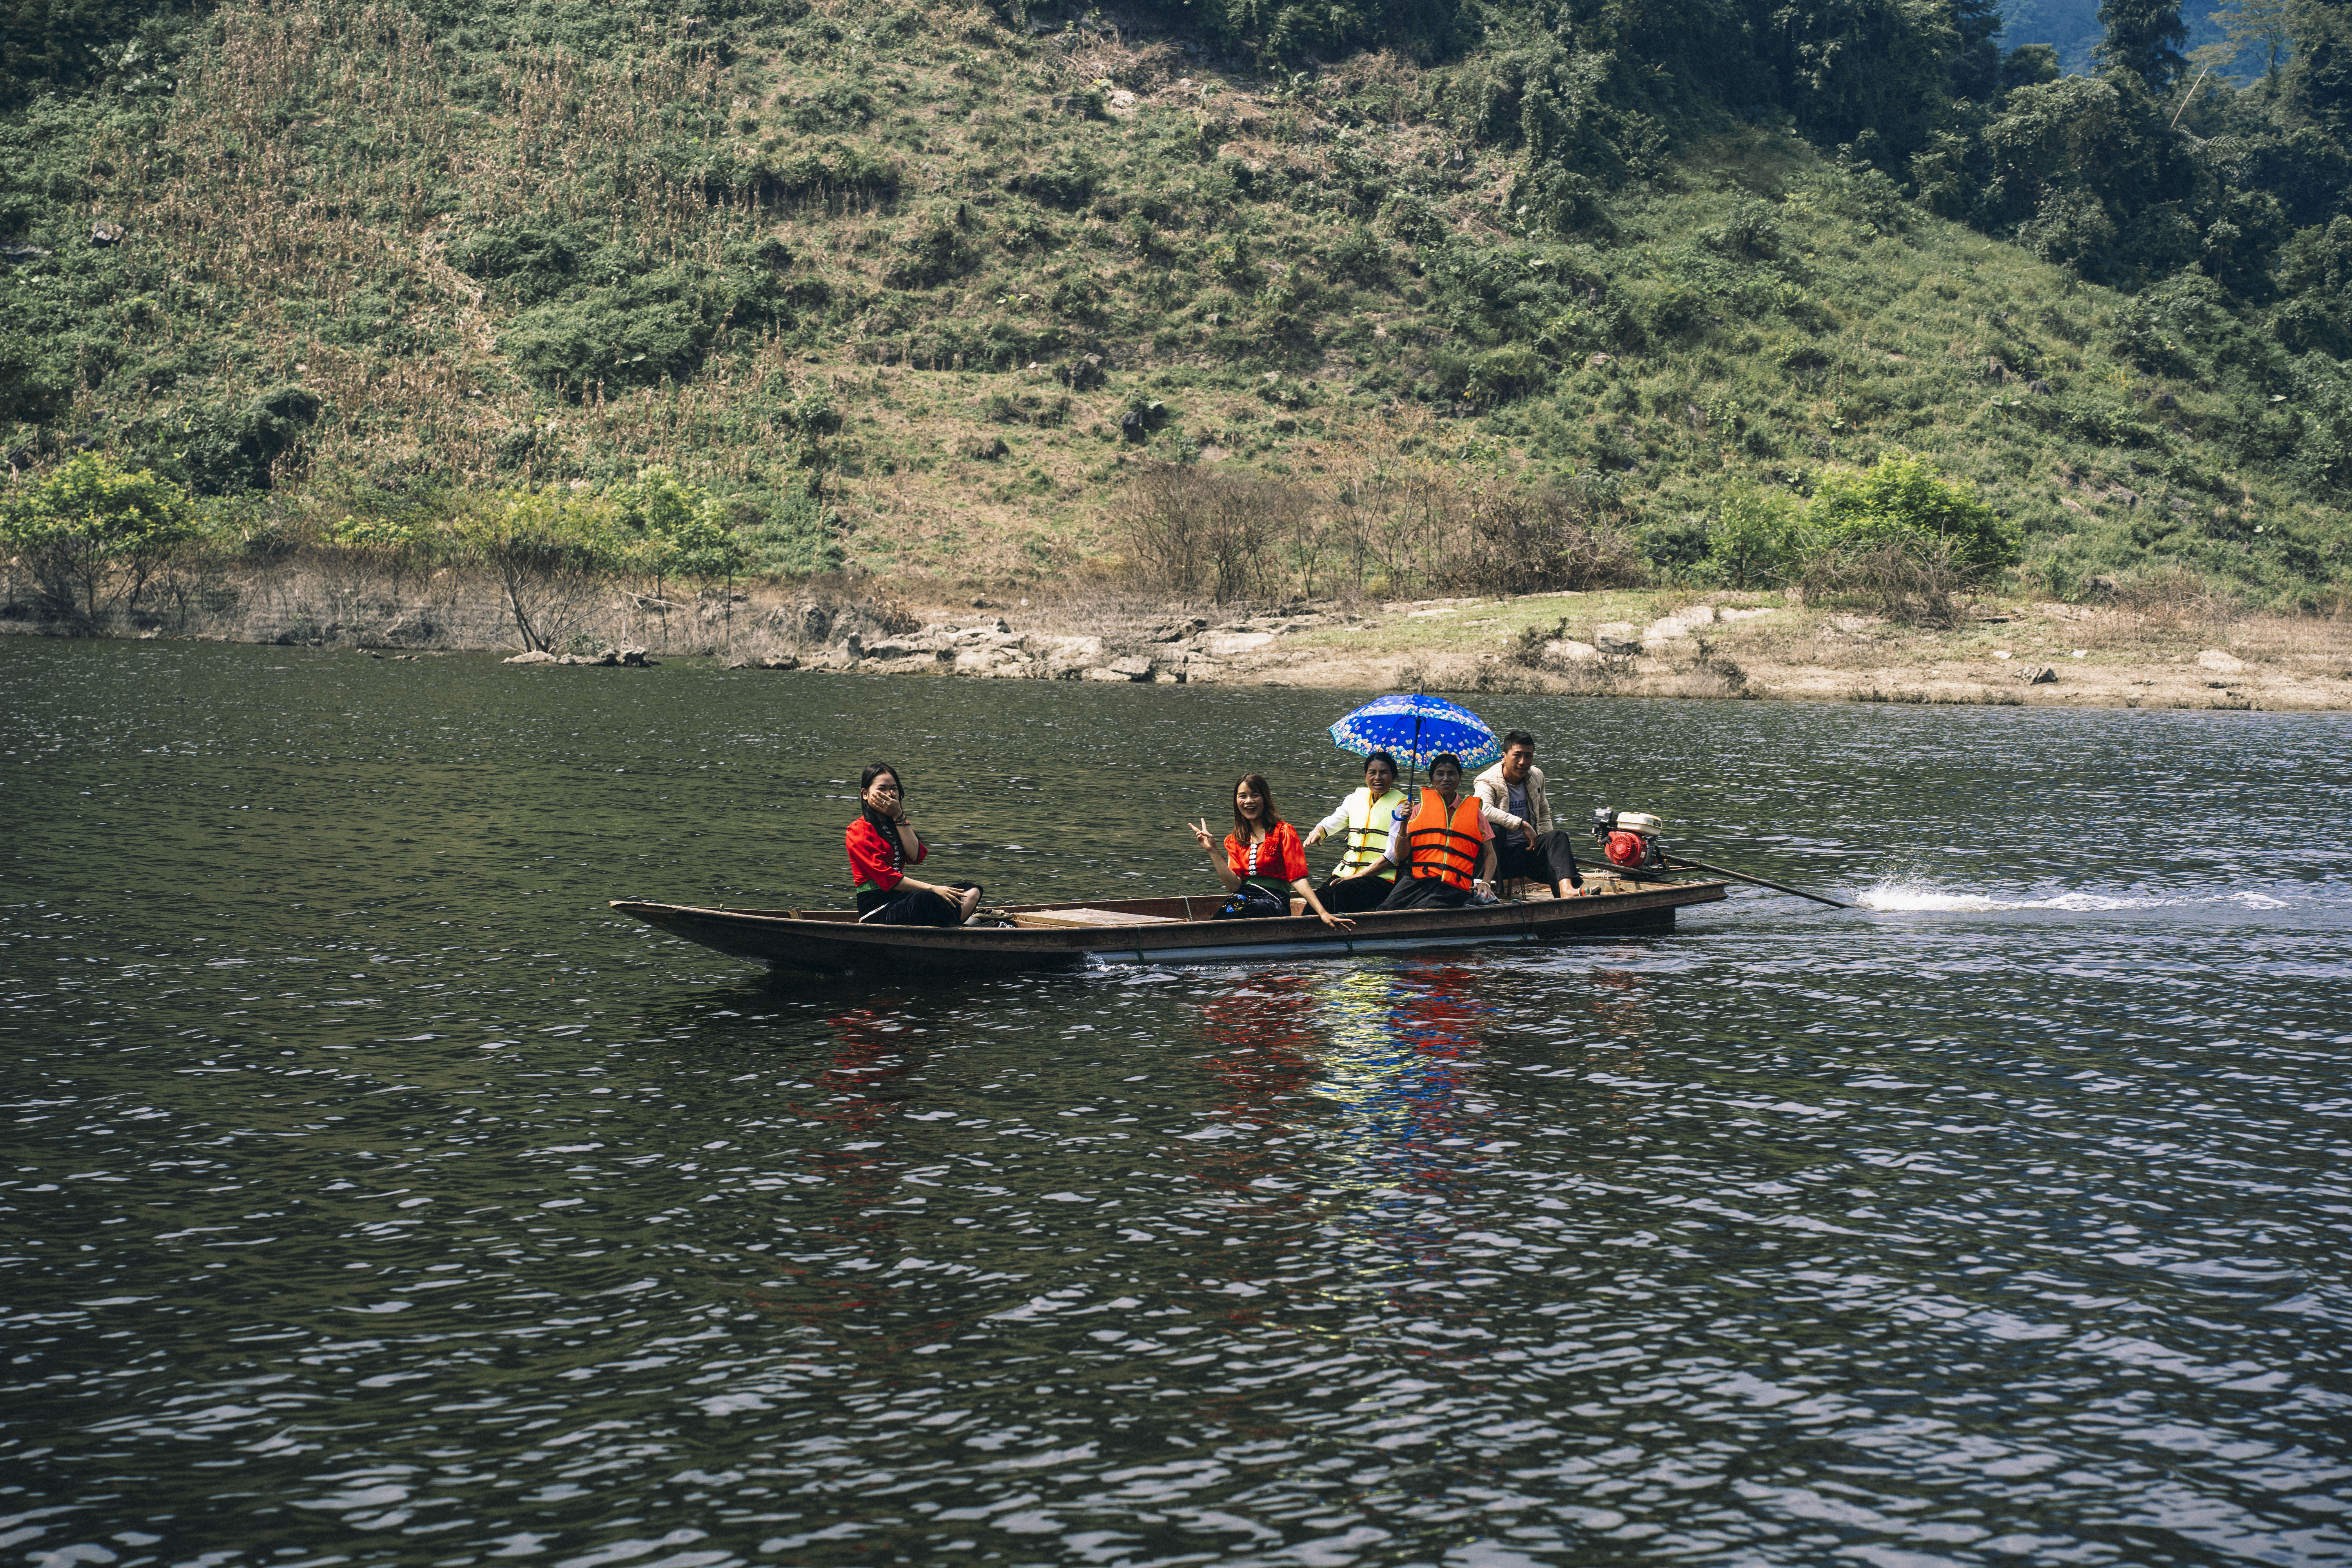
[[1590, 807, 1669, 870]]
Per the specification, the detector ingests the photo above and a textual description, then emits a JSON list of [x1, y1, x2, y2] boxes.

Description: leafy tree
[[2208, 0, 2291, 78], [2100, 0, 2191, 88], [1764, 0, 1962, 160], [613, 466, 748, 584], [0, 451, 196, 627], [1951, 0, 2011, 98], [2271, 214, 2352, 352], [453, 490, 624, 653], [2285, 0, 2352, 133], [1968, 71, 2200, 282], [1123, 0, 1465, 64]]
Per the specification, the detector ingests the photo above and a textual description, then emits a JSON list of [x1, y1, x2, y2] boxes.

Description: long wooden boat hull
[[610, 879, 1727, 976]]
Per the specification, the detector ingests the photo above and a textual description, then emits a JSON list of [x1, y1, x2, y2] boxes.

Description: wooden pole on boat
[[1665, 856, 1849, 909]]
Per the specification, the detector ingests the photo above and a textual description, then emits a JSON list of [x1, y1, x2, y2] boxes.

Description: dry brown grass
[[2216, 613, 2352, 668]]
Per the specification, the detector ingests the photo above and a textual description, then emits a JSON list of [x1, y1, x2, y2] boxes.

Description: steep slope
[[1, 0, 2345, 605]]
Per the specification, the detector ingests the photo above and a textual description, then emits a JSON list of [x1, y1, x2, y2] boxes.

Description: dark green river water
[[5, 639, 2349, 1568]]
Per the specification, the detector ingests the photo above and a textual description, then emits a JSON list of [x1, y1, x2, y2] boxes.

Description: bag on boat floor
[[1212, 884, 1292, 921]]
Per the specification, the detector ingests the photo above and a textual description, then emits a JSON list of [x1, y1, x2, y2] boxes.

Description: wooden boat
[[610, 873, 1727, 976]]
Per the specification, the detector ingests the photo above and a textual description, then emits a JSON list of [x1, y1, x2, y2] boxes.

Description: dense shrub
[[176, 386, 324, 496], [0, 311, 71, 424], [1704, 486, 1809, 588], [1808, 455, 2021, 579], [742, 481, 842, 575]]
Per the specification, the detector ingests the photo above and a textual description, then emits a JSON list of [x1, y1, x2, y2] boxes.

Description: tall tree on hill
[[2099, 0, 2190, 87], [2285, 0, 2352, 130], [2207, 0, 2293, 80], [1950, 0, 2010, 99]]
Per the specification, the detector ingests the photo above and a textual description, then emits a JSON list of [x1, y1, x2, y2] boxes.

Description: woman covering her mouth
[[847, 762, 982, 926]]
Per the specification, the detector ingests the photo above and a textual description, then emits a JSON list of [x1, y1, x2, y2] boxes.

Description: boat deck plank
[[1012, 908, 1188, 929]]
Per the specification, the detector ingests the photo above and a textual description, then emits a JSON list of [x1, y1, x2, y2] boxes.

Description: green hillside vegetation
[[1, 0, 2347, 618]]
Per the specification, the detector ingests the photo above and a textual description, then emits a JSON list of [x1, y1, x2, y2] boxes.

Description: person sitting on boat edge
[[847, 761, 983, 927], [1474, 729, 1586, 899], [1378, 752, 1496, 909], [1188, 773, 1354, 929], [1301, 750, 1408, 915]]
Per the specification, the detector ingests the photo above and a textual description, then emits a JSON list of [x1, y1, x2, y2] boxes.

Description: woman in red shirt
[[847, 762, 981, 926], [1187, 773, 1354, 928]]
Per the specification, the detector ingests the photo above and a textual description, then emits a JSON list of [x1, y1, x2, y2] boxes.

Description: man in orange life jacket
[[1376, 752, 1497, 910]]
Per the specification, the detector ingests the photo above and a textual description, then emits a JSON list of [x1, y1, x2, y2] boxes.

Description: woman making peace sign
[[1187, 773, 1353, 929]]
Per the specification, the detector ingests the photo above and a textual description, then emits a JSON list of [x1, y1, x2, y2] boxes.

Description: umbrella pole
[[1408, 712, 1423, 809]]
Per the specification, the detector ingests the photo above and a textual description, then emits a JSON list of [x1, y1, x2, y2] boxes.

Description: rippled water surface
[[6, 639, 2351, 1568]]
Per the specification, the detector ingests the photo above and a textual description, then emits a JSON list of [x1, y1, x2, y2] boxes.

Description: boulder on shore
[[1644, 605, 1717, 642], [1593, 622, 1642, 656]]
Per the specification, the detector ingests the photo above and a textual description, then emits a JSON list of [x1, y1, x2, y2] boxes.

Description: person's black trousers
[[1318, 872, 1397, 913], [1491, 828, 1583, 892], [1379, 875, 1473, 910]]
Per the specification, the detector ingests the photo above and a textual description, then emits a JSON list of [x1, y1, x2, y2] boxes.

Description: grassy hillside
[[1, 0, 2346, 610]]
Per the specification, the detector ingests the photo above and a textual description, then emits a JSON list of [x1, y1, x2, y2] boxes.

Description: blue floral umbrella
[[1327, 693, 1503, 780]]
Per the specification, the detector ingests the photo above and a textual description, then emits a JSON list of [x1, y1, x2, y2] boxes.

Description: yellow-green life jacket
[[1340, 786, 1408, 880]]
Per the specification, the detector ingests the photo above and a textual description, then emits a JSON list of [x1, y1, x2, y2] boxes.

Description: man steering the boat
[[1474, 730, 1586, 899], [1377, 753, 1498, 909]]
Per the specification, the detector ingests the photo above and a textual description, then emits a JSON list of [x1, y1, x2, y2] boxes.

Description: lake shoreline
[[7, 577, 2347, 712]]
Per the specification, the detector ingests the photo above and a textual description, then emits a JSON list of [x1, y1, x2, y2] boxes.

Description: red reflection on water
[[756, 1004, 929, 1332]]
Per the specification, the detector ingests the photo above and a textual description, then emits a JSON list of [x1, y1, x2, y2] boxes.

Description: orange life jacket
[[1405, 790, 1483, 891]]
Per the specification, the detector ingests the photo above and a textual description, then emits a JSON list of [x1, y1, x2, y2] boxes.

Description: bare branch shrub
[[1800, 540, 1967, 624], [1122, 464, 1314, 603], [2117, 563, 2244, 628], [1448, 486, 1647, 596], [1122, 460, 1646, 604]]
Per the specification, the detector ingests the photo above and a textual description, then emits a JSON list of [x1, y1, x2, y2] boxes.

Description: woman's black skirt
[[857, 886, 965, 927]]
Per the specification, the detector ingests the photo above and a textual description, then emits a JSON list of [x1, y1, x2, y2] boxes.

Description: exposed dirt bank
[[8, 575, 2345, 711], [719, 587, 2352, 713]]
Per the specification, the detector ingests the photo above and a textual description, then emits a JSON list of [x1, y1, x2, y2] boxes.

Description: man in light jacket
[[1474, 730, 1586, 898]]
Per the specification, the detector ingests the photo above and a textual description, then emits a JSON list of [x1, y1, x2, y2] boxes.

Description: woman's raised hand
[[1187, 818, 1217, 853]]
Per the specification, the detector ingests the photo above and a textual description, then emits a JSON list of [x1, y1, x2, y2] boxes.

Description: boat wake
[[1856, 881, 2291, 914]]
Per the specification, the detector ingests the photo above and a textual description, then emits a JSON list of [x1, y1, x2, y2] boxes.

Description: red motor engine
[[1592, 809, 1668, 869]]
